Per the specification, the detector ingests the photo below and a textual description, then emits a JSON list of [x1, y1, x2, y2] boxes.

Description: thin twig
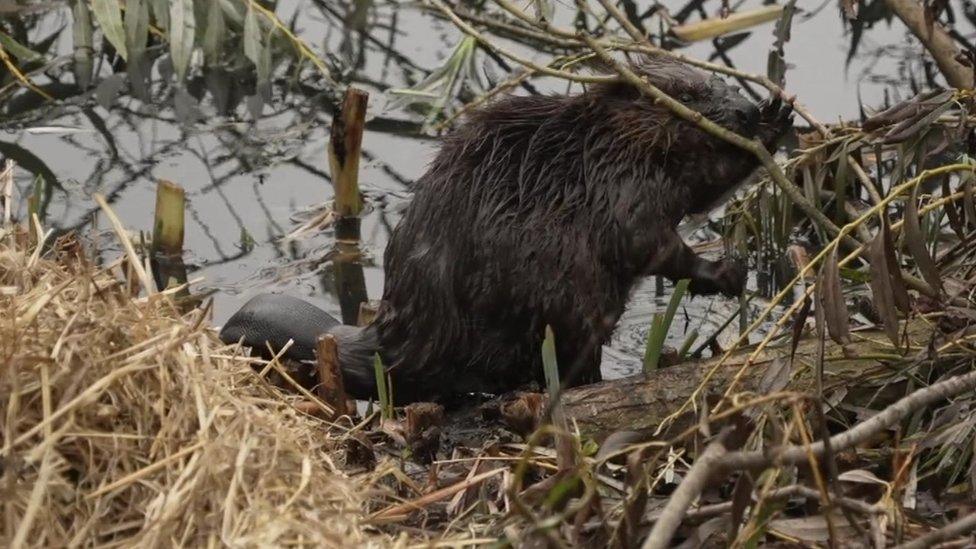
[[721, 368, 976, 471], [371, 467, 506, 520], [430, 0, 615, 84], [641, 428, 733, 549], [94, 193, 155, 296], [892, 512, 976, 549]]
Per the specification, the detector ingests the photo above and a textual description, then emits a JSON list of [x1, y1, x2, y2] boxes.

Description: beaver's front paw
[[689, 259, 746, 298], [757, 96, 794, 149]]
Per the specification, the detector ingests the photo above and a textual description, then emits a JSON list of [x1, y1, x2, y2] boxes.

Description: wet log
[[560, 320, 935, 441]]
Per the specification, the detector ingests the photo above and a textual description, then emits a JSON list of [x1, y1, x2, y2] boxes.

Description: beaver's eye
[[679, 93, 693, 103]]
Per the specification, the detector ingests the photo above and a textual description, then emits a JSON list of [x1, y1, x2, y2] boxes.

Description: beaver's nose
[[734, 102, 760, 133]]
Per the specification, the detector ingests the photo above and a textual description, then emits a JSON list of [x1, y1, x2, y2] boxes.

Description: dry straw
[[0, 223, 381, 547]]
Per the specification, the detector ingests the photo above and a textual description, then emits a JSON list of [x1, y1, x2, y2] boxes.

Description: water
[[0, 0, 938, 379]]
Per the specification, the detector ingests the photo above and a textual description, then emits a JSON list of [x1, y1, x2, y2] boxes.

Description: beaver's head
[[629, 56, 760, 137], [584, 56, 788, 214]]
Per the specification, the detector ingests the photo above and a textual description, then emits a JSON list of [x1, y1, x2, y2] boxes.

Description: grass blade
[[243, 3, 262, 68], [820, 246, 850, 345], [643, 279, 690, 372], [867, 222, 901, 347], [904, 185, 941, 295], [373, 353, 392, 420], [542, 325, 560, 399]]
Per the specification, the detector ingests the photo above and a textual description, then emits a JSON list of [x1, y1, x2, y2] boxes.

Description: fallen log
[[560, 319, 937, 441]]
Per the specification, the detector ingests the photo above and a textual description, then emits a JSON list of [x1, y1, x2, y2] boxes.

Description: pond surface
[[0, 0, 938, 378]]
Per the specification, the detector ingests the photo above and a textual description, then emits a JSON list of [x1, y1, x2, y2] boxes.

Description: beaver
[[220, 56, 793, 403]]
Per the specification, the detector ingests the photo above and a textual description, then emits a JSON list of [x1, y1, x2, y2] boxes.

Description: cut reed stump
[[328, 87, 368, 242], [315, 334, 355, 418], [558, 319, 936, 441], [149, 180, 189, 296], [152, 180, 185, 256], [327, 87, 370, 325]]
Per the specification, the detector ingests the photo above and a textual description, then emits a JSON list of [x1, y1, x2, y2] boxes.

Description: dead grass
[[0, 225, 382, 547]]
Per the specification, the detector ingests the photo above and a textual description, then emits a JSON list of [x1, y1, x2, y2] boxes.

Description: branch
[[639, 484, 883, 527], [884, 0, 973, 89], [893, 511, 976, 549], [720, 369, 976, 472], [633, 369, 976, 547], [641, 429, 732, 549], [429, 0, 614, 84]]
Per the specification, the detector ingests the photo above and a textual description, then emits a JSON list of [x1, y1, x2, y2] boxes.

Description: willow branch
[[641, 429, 732, 549], [430, 0, 615, 84], [883, 0, 973, 89], [720, 369, 976, 471], [893, 511, 976, 549]]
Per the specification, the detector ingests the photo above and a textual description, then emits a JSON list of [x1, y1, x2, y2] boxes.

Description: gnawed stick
[[370, 467, 506, 521], [315, 334, 353, 418]]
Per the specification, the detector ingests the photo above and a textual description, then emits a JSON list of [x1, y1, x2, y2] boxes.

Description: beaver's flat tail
[[219, 293, 378, 398]]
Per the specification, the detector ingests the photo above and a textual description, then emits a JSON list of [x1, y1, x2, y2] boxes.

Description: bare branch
[[721, 369, 976, 472], [641, 429, 732, 549], [884, 0, 973, 89], [893, 512, 976, 549]]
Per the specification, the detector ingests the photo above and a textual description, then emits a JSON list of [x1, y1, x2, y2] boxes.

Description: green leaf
[[373, 353, 392, 420], [243, 4, 261, 66], [258, 31, 273, 85], [125, 0, 150, 99], [677, 329, 698, 359], [203, 0, 225, 65], [169, 0, 196, 81], [904, 184, 942, 294], [91, 0, 127, 60], [124, 0, 149, 58], [819, 246, 850, 345], [150, 0, 170, 33], [0, 31, 42, 64], [217, 0, 246, 26], [386, 36, 481, 126], [69, 0, 93, 89]]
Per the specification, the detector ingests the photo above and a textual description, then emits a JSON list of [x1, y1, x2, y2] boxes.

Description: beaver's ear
[[577, 49, 639, 78], [577, 54, 617, 76], [578, 53, 640, 99]]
